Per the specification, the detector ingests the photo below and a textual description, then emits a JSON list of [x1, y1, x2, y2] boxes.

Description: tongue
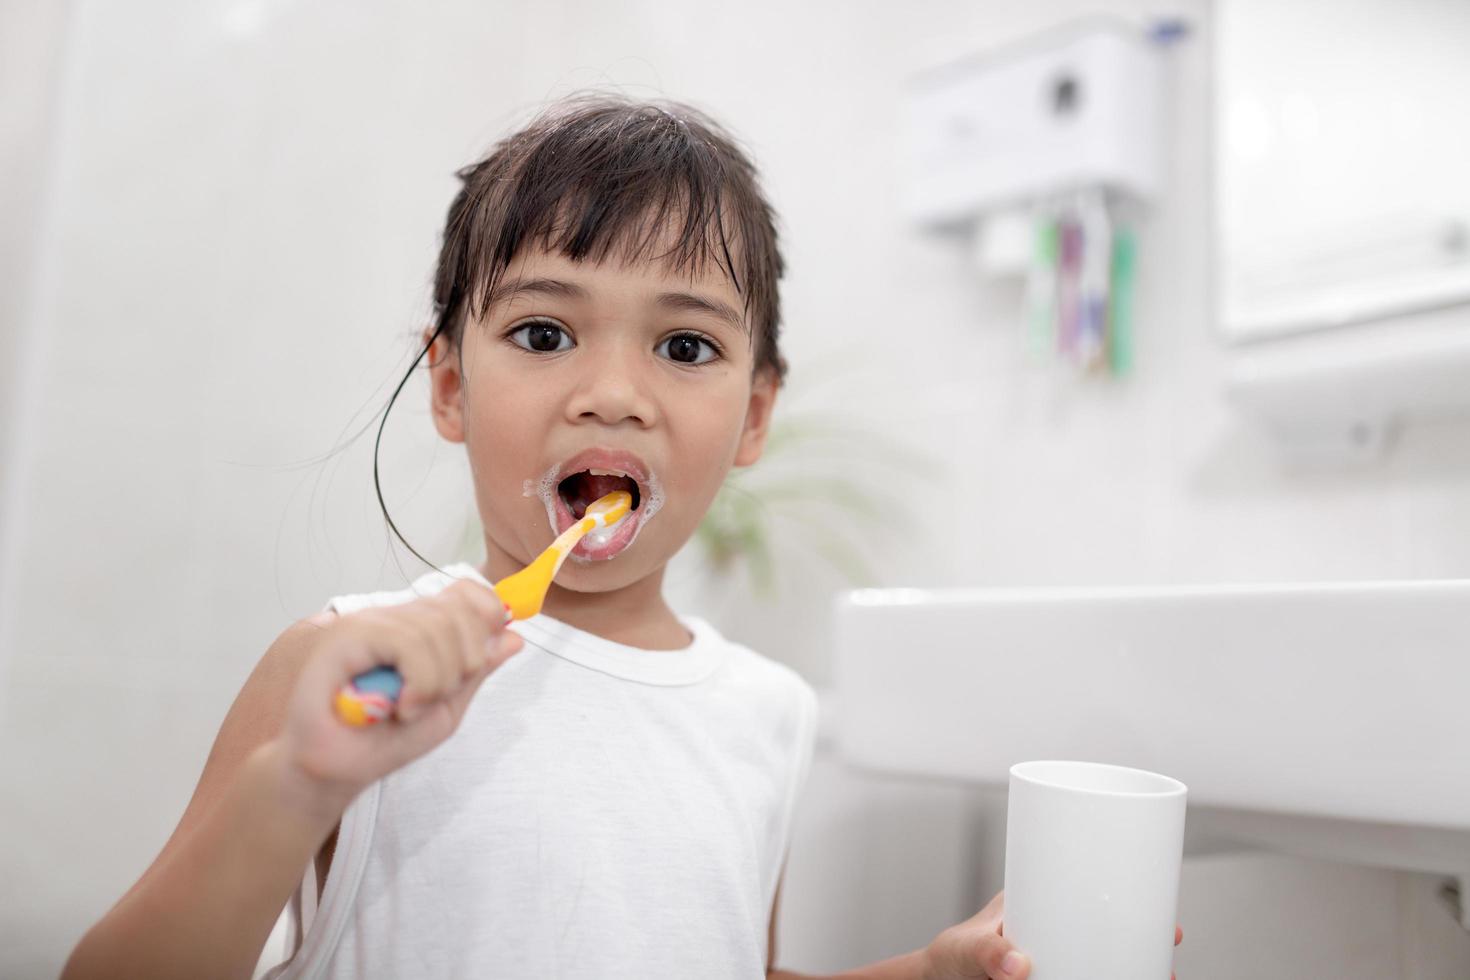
[[563, 473, 635, 520]]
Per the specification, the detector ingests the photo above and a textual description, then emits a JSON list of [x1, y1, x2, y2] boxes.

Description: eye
[[657, 332, 719, 365], [508, 320, 573, 353]]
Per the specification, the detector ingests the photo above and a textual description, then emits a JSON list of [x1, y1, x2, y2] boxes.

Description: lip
[[554, 448, 651, 492], [543, 448, 659, 561]]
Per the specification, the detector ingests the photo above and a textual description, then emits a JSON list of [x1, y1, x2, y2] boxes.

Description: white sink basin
[[833, 581, 1470, 883]]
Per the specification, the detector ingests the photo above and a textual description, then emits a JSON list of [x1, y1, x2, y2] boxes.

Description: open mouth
[[530, 452, 663, 562], [557, 468, 643, 521]]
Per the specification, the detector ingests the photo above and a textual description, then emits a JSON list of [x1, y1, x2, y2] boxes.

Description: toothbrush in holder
[[334, 491, 633, 726]]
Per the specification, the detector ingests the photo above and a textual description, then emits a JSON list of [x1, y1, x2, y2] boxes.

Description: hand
[[275, 579, 523, 807], [920, 890, 1184, 980]]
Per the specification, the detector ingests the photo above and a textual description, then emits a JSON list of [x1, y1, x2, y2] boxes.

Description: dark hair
[[376, 94, 787, 571]]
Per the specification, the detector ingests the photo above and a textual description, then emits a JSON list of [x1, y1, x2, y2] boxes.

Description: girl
[[63, 94, 1178, 979]]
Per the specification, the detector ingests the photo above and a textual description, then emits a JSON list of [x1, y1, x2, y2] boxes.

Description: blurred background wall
[[3, 0, 1470, 977]]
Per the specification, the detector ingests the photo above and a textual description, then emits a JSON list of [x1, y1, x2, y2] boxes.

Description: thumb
[[928, 925, 1029, 980], [967, 931, 1028, 980]]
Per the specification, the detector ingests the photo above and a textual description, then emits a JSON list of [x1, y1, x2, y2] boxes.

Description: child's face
[[425, 245, 777, 597]]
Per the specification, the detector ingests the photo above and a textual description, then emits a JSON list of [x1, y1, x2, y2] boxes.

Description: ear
[[422, 327, 466, 444], [733, 367, 780, 467]]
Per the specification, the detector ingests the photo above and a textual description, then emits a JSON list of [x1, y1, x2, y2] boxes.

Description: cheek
[[666, 390, 751, 494], [462, 370, 554, 497]]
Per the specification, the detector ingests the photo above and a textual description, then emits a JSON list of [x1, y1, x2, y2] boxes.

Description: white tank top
[[263, 563, 818, 980]]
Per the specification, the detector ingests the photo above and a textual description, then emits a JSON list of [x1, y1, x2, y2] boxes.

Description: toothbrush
[[334, 490, 634, 726]]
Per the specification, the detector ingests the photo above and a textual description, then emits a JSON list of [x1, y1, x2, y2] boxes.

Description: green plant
[[693, 409, 929, 595]]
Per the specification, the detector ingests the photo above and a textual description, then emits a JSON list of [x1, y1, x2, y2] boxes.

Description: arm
[[65, 582, 521, 980], [766, 883, 1026, 980], [63, 739, 348, 980], [62, 619, 347, 980], [769, 952, 928, 980], [769, 885, 1183, 980], [766, 867, 929, 980]]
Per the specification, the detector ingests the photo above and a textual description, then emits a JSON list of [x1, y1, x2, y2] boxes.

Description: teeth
[[586, 467, 628, 478]]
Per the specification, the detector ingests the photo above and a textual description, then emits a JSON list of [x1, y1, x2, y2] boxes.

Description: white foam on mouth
[[528, 462, 561, 535], [523, 461, 665, 562], [583, 522, 621, 548], [639, 470, 664, 523]]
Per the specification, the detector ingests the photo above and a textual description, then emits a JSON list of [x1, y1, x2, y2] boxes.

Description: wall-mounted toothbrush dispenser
[[904, 20, 1166, 228]]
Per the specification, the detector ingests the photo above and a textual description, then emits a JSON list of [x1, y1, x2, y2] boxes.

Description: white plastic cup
[[1003, 760, 1187, 980]]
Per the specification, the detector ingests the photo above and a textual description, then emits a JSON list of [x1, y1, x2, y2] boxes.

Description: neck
[[476, 557, 691, 650]]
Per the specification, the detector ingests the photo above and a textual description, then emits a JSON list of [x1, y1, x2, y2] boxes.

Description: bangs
[[475, 182, 745, 318], [433, 95, 785, 378]]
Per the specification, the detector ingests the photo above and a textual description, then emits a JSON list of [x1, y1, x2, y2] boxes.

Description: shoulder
[[696, 627, 823, 813], [323, 565, 469, 616], [691, 617, 819, 736], [123, 614, 336, 900], [212, 614, 337, 772]]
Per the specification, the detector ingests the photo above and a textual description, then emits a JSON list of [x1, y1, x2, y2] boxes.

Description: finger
[[438, 582, 509, 675], [489, 629, 524, 668], [388, 615, 455, 720], [968, 930, 1028, 980], [458, 599, 520, 672], [423, 603, 470, 683], [377, 692, 458, 766], [398, 599, 519, 722], [442, 657, 498, 719], [1176, 925, 1183, 945], [419, 630, 521, 735], [294, 621, 382, 709], [452, 578, 511, 632], [382, 656, 500, 763], [339, 614, 425, 683], [319, 612, 455, 726], [985, 889, 1007, 936], [400, 607, 464, 717], [388, 618, 442, 719], [436, 591, 489, 678]]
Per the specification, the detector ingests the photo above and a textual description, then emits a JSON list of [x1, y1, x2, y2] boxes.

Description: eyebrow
[[484, 277, 589, 309], [486, 277, 748, 335], [654, 291, 748, 335]]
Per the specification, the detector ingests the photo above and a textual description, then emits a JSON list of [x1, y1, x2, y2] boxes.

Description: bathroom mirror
[[1214, 0, 1470, 343]]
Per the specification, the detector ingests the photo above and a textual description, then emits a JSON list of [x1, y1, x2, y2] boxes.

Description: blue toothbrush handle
[[335, 665, 405, 726]]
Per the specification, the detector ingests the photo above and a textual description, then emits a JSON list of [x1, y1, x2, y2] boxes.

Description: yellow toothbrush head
[[584, 490, 633, 528], [493, 490, 634, 620]]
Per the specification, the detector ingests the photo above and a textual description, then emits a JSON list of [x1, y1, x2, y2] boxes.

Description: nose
[[564, 341, 658, 429]]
